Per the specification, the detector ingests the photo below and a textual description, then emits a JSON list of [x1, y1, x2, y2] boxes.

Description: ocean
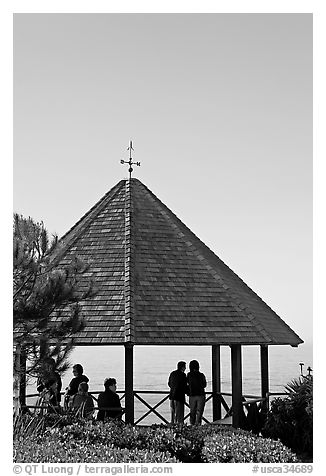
[[26, 342, 313, 424]]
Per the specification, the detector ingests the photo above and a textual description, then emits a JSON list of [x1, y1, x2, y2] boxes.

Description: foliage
[[13, 416, 298, 463], [13, 412, 47, 439], [262, 376, 313, 458], [13, 213, 95, 382], [201, 431, 298, 463], [14, 439, 177, 463]]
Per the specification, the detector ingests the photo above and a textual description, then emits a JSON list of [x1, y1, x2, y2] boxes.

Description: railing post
[[231, 344, 243, 428], [124, 343, 134, 424], [260, 345, 269, 412], [212, 345, 221, 421]]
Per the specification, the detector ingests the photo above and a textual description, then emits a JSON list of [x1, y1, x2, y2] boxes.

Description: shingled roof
[[50, 178, 303, 347]]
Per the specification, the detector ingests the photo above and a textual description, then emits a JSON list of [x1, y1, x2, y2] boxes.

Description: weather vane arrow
[[120, 140, 141, 180]]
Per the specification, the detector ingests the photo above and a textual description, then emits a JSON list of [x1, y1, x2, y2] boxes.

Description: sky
[[13, 13, 312, 344]]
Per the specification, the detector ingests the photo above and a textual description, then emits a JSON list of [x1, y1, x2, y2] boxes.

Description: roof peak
[[48, 178, 303, 347]]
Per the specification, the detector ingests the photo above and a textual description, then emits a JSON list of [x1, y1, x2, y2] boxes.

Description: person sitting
[[64, 364, 89, 409], [97, 378, 123, 421], [37, 357, 62, 405], [69, 382, 94, 418]]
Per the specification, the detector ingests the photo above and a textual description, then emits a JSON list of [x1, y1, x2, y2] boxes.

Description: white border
[[3, 1, 324, 473]]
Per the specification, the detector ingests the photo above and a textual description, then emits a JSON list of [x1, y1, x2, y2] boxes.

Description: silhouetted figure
[[69, 382, 94, 418], [36, 378, 60, 415], [168, 361, 188, 424], [97, 378, 123, 421], [187, 360, 207, 425], [37, 357, 62, 404], [64, 364, 89, 409], [66, 364, 89, 396]]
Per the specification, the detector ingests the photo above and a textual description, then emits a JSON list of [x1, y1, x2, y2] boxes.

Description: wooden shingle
[[49, 179, 303, 347]]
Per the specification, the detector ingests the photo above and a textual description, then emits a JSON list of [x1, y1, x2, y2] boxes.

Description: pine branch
[[13, 213, 97, 384]]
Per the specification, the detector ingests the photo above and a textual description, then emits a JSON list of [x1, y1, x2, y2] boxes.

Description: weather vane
[[120, 140, 141, 180]]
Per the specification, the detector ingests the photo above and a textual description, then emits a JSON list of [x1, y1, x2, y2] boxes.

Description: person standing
[[168, 361, 188, 424], [36, 357, 62, 405], [187, 360, 207, 425], [35, 378, 60, 415]]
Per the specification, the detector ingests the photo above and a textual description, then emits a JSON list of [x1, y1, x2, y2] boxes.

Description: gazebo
[[41, 178, 303, 426]]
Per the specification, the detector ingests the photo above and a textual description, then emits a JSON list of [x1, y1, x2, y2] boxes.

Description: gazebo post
[[14, 345, 26, 411], [18, 346, 27, 408], [124, 343, 134, 424], [260, 345, 269, 411], [231, 344, 243, 428], [212, 345, 221, 421], [39, 338, 48, 359]]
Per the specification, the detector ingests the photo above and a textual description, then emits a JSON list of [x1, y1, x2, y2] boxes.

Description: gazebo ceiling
[[50, 178, 303, 347]]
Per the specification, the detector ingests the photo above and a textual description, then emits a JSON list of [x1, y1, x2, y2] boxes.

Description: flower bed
[[13, 416, 298, 463]]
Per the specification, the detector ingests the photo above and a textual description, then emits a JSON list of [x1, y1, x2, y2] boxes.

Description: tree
[[13, 213, 95, 407]]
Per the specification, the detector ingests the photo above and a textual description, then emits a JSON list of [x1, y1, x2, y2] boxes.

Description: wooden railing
[[133, 390, 214, 425], [22, 389, 268, 428]]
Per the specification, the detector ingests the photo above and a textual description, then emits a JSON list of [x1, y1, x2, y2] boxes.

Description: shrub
[[202, 432, 298, 463], [161, 423, 247, 462], [262, 376, 313, 458], [13, 417, 299, 463], [42, 421, 200, 462], [14, 439, 177, 463]]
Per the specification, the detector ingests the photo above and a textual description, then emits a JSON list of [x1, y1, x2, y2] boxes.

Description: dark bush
[[262, 376, 313, 458]]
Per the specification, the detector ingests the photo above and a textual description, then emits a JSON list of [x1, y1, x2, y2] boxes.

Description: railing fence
[[19, 389, 287, 430]]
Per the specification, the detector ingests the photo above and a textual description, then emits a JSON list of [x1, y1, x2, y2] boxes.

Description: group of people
[[168, 360, 207, 425], [36, 358, 122, 419], [36, 357, 207, 425]]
